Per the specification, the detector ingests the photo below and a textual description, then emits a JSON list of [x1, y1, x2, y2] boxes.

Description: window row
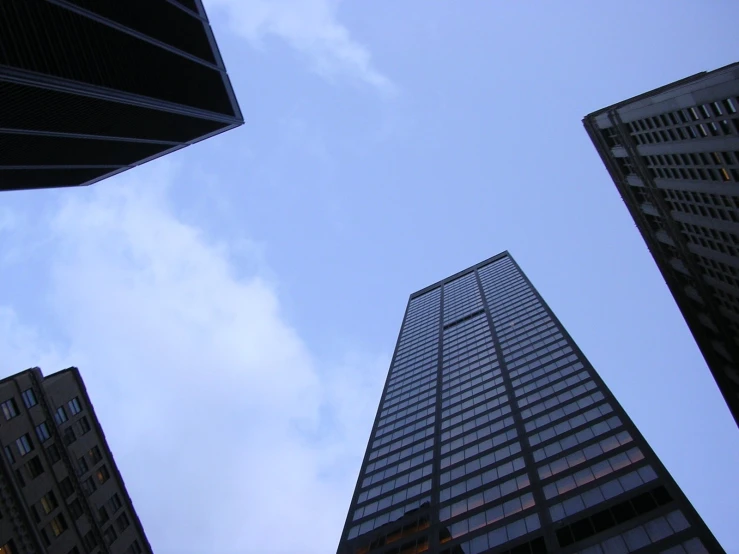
[[442, 375, 504, 410], [443, 495, 538, 547], [369, 426, 435, 461], [499, 323, 558, 357], [543, 447, 645, 499], [489, 298, 542, 326], [358, 464, 432, 506], [441, 416, 515, 455], [443, 331, 493, 360], [441, 393, 509, 431], [440, 441, 522, 486], [387, 366, 436, 396], [362, 449, 433, 489], [505, 338, 569, 371], [442, 384, 507, 420], [444, 344, 496, 371], [395, 334, 438, 359], [489, 299, 542, 324], [487, 287, 534, 313], [578, 511, 695, 554], [509, 350, 578, 382], [515, 365, 588, 401], [443, 350, 497, 378], [528, 402, 614, 447], [520, 374, 594, 419], [376, 405, 435, 439], [382, 379, 435, 407], [354, 479, 432, 522], [443, 312, 487, 340], [442, 363, 500, 397], [555, 484, 674, 548], [501, 328, 562, 361], [550, 465, 658, 522], [391, 350, 438, 379], [388, 364, 437, 391], [441, 428, 519, 470], [659, 538, 710, 554], [441, 456, 525, 504], [441, 472, 530, 522], [441, 404, 513, 443], [380, 388, 436, 418], [504, 333, 566, 368], [444, 305, 485, 331], [388, 360, 437, 388], [366, 438, 434, 475], [531, 416, 624, 464], [506, 339, 567, 372], [496, 312, 552, 343], [537, 430, 634, 479], [347, 496, 431, 540], [377, 397, 435, 430], [523, 388, 603, 433], [480, 277, 524, 304]]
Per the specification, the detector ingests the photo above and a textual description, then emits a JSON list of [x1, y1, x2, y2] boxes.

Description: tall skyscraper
[[583, 62, 739, 426], [336, 252, 722, 554], [0, 366, 151, 554], [0, 0, 243, 192]]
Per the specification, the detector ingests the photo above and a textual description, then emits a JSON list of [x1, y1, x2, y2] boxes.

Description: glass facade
[[336, 252, 722, 554]]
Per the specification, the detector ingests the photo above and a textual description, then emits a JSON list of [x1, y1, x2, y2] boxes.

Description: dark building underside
[[0, 0, 243, 192]]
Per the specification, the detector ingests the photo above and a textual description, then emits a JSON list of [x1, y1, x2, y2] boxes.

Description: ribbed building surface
[[0, 0, 243, 192]]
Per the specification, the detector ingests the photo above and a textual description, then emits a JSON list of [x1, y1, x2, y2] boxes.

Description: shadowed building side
[[0, 0, 243, 192], [583, 62, 739, 427], [0, 367, 152, 554]]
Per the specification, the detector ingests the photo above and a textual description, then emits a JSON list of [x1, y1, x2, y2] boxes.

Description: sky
[[0, 1, 738, 552]]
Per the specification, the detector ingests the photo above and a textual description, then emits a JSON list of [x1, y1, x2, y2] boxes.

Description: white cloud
[[206, 0, 396, 95], [0, 161, 387, 553]]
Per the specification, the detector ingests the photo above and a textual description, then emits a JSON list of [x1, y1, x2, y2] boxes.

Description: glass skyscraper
[[336, 252, 722, 554]]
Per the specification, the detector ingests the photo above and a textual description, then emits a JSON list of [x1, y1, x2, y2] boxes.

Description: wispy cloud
[[207, 0, 396, 95], [0, 162, 387, 553]]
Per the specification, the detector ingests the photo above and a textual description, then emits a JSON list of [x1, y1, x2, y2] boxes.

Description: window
[[98, 506, 109, 524], [54, 406, 67, 425], [59, 477, 74, 499], [15, 470, 25, 487], [0, 541, 17, 554], [26, 456, 44, 479], [76, 456, 89, 477], [35, 422, 51, 443], [31, 505, 41, 523], [88, 446, 103, 465], [50, 513, 67, 537], [83, 531, 97, 551], [16, 434, 33, 456], [116, 512, 130, 532], [21, 389, 37, 409], [68, 397, 82, 415], [40, 530, 50, 548], [67, 548, 81, 554], [96, 465, 110, 485], [107, 493, 123, 514], [82, 477, 97, 496], [40, 491, 58, 514], [103, 526, 117, 546], [125, 542, 143, 554], [46, 444, 61, 465], [74, 416, 91, 436], [68, 498, 84, 520], [63, 427, 76, 446], [1, 399, 19, 420], [4, 446, 15, 464]]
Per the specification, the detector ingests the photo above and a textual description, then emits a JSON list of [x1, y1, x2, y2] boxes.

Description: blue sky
[[1, 1, 738, 552]]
